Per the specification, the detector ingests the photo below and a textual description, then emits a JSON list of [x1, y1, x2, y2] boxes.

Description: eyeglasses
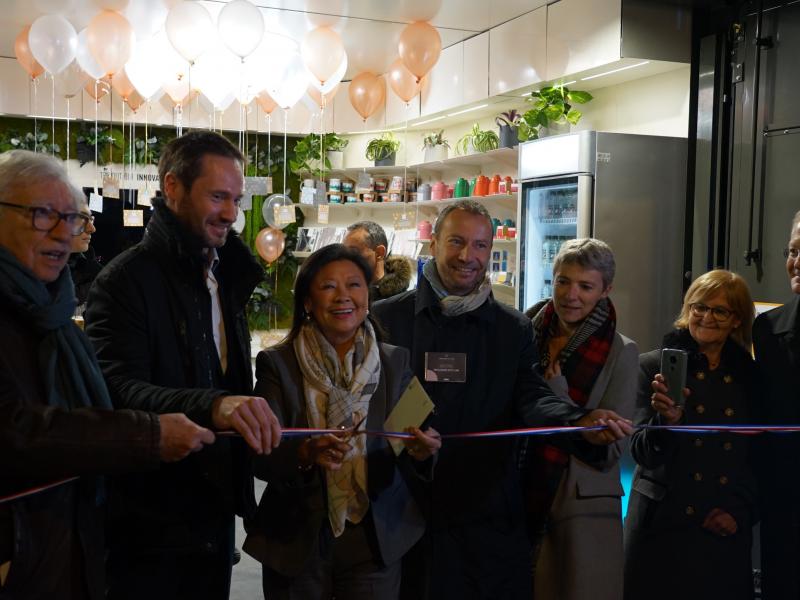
[[783, 247, 800, 259], [689, 302, 734, 322], [0, 201, 91, 236]]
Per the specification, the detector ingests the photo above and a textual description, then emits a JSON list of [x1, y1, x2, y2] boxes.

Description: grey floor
[[230, 479, 267, 600]]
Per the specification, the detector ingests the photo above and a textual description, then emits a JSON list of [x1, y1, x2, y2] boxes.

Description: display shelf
[[412, 237, 518, 248]]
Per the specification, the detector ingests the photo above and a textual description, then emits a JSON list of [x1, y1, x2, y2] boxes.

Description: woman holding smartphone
[[624, 269, 758, 600]]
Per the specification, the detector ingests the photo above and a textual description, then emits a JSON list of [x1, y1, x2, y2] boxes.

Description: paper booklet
[[383, 376, 435, 456]]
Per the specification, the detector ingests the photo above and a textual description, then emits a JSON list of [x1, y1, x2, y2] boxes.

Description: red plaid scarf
[[520, 298, 616, 541]]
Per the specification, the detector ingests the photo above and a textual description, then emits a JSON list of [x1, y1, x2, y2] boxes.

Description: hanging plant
[[124, 135, 169, 165], [75, 123, 123, 166], [518, 84, 593, 141], [456, 123, 499, 155], [288, 133, 348, 178], [0, 128, 61, 156]]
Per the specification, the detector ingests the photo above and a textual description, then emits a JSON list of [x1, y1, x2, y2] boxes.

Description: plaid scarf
[[521, 297, 616, 540]]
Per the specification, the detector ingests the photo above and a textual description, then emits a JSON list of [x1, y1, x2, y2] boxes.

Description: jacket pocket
[[632, 476, 667, 501], [572, 458, 624, 498]]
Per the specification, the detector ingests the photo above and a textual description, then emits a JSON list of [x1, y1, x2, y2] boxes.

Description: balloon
[[218, 0, 264, 59], [76, 29, 106, 80], [301, 26, 345, 85], [14, 26, 44, 79], [87, 10, 135, 77], [162, 75, 189, 105], [309, 53, 346, 94], [256, 90, 277, 114], [233, 209, 246, 234], [165, 1, 214, 63], [84, 78, 110, 101], [306, 83, 339, 108], [244, 32, 295, 96], [126, 89, 145, 111], [262, 193, 293, 230], [388, 57, 422, 103], [124, 0, 169, 40], [111, 67, 134, 99], [92, 0, 129, 10], [28, 14, 78, 74], [268, 50, 310, 109], [398, 21, 441, 82], [34, 0, 74, 13], [255, 227, 286, 263], [348, 71, 385, 120], [192, 45, 240, 109], [125, 35, 164, 100], [53, 61, 89, 98]]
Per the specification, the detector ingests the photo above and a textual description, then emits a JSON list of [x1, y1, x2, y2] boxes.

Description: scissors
[[339, 413, 367, 442]]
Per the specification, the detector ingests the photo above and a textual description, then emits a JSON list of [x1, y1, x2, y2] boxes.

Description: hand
[[298, 434, 352, 471], [158, 413, 215, 462], [650, 373, 689, 425], [703, 507, 738, 537], [211, 395, 282, 455], [576, 409, 634, 445], [543, 360, 562, 381], [403, 427, 442, 461]]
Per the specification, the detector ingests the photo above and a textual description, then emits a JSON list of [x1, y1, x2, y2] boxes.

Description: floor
[[230, 479, 267, 600]]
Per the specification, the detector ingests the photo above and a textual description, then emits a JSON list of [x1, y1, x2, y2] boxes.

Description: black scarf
[[0, 247, 112, 410]]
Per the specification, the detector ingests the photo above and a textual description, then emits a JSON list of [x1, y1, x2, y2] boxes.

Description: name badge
[[424, 352, 467, 383]]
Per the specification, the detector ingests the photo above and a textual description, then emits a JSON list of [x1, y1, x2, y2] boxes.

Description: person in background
[[68, 203, 101, 312], [0, 150, 213, 600], [244, 244, 440, 599], [85, 131, 281, 600], [753, 209, 800, 598], [521, 238, 637, 600], [372, 199, 632, 599], [344, 220, 413, 301], [624, 269, 758, 600]]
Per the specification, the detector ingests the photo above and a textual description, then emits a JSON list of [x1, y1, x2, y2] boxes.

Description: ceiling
[[0, 0, 551, 79]]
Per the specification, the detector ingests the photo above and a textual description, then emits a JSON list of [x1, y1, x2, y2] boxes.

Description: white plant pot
[[326, 150, 344, 169], [423, 145, 448, 163]]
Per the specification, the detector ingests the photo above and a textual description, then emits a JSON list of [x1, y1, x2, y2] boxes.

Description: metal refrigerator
[[517, 130, 688, 353]]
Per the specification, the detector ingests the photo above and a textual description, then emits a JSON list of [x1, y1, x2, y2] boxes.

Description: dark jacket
[[243, 342, 426, 577], [85, 198, 263, 555], [68, 247, 102, 307], [753, 296, 800, 599], [372, 278, 589, 528], [624, 329, 758, 600], [0, 299, 160, 600], [371, 255, 414, 301]]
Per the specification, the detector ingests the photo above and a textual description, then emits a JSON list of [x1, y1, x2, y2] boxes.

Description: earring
[[365, 309, 370, 315], [304, 312, 312, 322]]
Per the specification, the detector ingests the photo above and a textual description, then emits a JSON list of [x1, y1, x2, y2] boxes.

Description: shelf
[[412, 237, 518, 247], [295, 193, 516, 214]]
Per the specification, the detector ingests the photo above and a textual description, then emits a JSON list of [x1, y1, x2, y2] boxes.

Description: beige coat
[[534, 332, 638, 600]]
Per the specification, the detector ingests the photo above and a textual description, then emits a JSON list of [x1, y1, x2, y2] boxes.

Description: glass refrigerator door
[[519, 176, 584, 311]]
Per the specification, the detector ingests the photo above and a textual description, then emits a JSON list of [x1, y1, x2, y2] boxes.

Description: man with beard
[[372, 200, 631, 599], [85, 132, 281, 599]]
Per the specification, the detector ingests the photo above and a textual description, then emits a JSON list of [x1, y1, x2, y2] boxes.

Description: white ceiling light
[[414, 115, 447, 127], [580, 61, 650, 81], [446, 103, 488, 117]]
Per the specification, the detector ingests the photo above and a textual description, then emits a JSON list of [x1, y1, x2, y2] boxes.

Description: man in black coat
[[372, 200, 631, 599], [753, 209, 800, 599], [85, 132, 281, 600]]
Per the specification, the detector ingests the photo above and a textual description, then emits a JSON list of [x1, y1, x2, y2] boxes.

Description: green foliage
[[456, 123, 499, 155], [518, 84, 593, 141], [76, 123, 123, 165], [422, 129, 449, 149], [365, 132, 400, 161], [289, 133, 348, 177], [0, 128, 62, 156], [495, 110, 520, 128], [123, 132, 173, 166]]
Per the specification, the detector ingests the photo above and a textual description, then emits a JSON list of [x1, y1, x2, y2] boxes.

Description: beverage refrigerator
[[517, 131, 687, 353]]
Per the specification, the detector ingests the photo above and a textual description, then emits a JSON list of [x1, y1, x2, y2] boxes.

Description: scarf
[[0, 247, 112, 411], [293, 320, 381, 537], [422, 258, 492, 317], [521, 297, 616, 540]]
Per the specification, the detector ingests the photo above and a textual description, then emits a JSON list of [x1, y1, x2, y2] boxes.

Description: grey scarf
[[423, 258, 492, 317]]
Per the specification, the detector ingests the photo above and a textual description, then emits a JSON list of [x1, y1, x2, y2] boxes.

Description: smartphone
[[660, 348, 688, 408]]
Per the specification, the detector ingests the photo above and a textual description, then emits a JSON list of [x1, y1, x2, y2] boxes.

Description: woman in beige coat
[[522, 238, 637, 600]]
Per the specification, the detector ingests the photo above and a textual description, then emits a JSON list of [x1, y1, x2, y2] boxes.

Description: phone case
[[660, 348, 688, 407]]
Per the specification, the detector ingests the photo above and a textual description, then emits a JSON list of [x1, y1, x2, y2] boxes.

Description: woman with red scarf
[[521, 238, 637, 600]]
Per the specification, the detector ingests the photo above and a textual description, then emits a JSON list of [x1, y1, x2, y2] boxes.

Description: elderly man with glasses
[[0, 150, 214, 600]]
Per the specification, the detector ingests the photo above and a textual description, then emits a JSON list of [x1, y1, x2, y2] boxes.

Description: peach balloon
[[255, 227, 286, 264], [348, 72, 385, 121], [301, 26, 345, 85], [126, 90, 145, 111], [84, 78, 110, 102], [111, 68, 134, 100], [256, 90, 277, 115], [14, 26, 44, 80], [398, 21, 441, 82], [87, 10, 135, 76], [387, 57, 421, 103], [307, 83, 339, 108]]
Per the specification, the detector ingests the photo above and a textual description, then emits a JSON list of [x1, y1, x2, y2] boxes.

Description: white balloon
[[34, 0, 75, 13], [76, 29, 105, 80], [162, 75, 189, 105], [218, 0, 264, 59], [53, 60, 88, 98], [193, 45, 240, 109], [165, 1, 213, 63], [268, 50, 310, 109], [244, 32, 296, 94], [125, 35, 164, 100], [124, 0, 169, 40], [28, 15, 78, 75], [309, 53, 347, 94], [216, 93, 236, 112], [233, 209, 246, 234]]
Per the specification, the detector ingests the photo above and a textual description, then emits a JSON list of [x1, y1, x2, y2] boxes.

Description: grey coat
[[243, 341, 427, 578], [533, 332, 638, 600]]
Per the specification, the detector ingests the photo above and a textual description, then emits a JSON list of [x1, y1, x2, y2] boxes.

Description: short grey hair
[[553, 238, 616, 289], [791, 210, 800, 236], [0, 150, 85, 208], [433, 199, 492, 237], [346, 220, 388, 249]]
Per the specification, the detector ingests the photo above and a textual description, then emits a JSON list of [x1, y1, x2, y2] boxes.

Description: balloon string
[[283, 111, 287, 196], [66, 98, 70, 173], [32, 77, 38, 153], [273, 267, 278, 330], [50, 73, 55, 158], [94, 80, 99, 193], [109, 76, 114, 165]]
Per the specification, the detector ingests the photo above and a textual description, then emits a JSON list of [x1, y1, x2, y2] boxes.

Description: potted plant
[[325, 133, 349, 170], [422, 129, 449, 162], [456, 123, 499, 156], [495, 110, 521, 148], [290, 133, 348, 178], [365, 132, 400, 166], [518, 84, 593, 140]]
